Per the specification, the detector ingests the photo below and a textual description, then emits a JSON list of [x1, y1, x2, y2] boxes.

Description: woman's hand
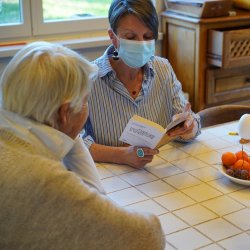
[[90, 143, 159, 169], [167, 113, 195, 137], [167, 103, 198, 139], [121, 146, 159, 169]]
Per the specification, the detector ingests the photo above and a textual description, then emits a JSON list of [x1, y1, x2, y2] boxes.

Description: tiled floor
[[97, 121, 250, 250]]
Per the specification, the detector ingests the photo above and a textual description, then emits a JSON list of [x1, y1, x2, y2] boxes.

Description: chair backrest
[[198, 105, 250, 128]]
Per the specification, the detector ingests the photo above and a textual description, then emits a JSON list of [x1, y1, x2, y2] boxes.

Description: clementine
[[235, 150, 249, 161], [233, 159, 250, 171], [221, 152, 237, 167]]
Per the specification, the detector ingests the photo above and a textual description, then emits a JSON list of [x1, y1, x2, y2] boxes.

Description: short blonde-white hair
[[0, 41, 97, 128]]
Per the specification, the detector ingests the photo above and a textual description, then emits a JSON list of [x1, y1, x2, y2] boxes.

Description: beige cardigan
[[0, 130, 165, 249]]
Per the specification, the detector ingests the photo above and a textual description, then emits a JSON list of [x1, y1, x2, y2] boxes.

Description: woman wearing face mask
[[83, 0, 201, 169]]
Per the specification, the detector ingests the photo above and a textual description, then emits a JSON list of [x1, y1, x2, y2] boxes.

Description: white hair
[[0, 41, 97, 128]]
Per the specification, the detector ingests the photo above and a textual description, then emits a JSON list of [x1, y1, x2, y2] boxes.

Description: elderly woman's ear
[[57, 103, 71, 132]]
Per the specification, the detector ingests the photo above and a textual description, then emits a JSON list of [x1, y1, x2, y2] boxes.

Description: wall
[[0, 39, 163, 76]]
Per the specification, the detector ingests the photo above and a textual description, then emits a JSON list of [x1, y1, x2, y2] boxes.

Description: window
[[43, 0, 111, 21], [0, 0, 162, 40], [0, 0, 21, 24], [0, 0, 31, 39], [0, 0, 112, 39], [31, 0, 112, 35]]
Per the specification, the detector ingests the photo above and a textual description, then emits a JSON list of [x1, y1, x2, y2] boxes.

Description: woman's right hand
[[90, 143, 159, 169], [121, 146, 159, 169]]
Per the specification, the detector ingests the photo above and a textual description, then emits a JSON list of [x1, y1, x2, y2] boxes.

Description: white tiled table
[[96, 121, 250, 250]]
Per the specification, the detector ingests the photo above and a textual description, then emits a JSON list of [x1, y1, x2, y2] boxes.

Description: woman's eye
[[126, 36, 135, 40], [144, 36, 154, 40]]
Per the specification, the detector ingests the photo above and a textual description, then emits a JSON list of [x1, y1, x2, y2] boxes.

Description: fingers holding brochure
[[167, 103, 197, 138], [119, 113, 189, 149], [119, 102, 198, 150], [167, 113, 195, 137]]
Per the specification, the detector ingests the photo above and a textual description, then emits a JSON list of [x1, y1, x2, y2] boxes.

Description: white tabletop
[[96, 121, 250, 250]]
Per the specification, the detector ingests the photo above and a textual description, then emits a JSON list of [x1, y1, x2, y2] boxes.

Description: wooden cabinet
[[161, 10, 250, 112]]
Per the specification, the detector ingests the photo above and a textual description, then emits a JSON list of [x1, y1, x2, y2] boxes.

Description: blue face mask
[[118, 38, 155, 68]]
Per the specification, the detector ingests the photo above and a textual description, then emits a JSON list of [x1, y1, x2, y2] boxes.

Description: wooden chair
[[197, 105, 250, 128]]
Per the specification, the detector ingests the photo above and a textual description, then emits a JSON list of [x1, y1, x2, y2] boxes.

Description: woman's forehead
[[116, 14, 151, 33]]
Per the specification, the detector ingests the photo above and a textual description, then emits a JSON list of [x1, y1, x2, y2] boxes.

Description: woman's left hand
[[167, 103, 198, 139], [167, 113, 195, 138]]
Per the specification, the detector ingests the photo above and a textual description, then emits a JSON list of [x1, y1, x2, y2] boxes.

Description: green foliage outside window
[[0, 0, 20, 24]]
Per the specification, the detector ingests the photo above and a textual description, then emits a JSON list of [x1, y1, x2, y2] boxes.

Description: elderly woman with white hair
[[0, 41, 165, 250], [0, 41, 104, 194]]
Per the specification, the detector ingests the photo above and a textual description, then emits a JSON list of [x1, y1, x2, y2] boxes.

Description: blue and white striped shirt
[[83, 46, 200, 147]]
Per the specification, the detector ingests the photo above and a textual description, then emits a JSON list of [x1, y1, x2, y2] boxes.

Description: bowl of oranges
[[220, 150, 250, 185]]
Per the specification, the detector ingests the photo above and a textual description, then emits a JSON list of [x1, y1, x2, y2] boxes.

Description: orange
[[221, 152, 237, 166], [235, 150, 249, 161], [233, 159, 250, 171]]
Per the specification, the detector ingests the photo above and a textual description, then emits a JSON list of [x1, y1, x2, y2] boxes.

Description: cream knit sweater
[[0, 112, 165, 250]]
